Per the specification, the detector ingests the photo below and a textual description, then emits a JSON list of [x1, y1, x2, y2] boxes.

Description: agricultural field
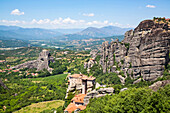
[[14, 100, 64, 113]]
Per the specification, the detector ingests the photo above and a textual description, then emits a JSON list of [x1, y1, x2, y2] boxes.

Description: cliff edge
[[99, 19, 170, 81]]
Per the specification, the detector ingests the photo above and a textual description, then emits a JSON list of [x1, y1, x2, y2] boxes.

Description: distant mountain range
[[64, 26, 132, 40], [0, 25, 62, 40], [0, 25, 133, 41], [79, 26, 132, 36]]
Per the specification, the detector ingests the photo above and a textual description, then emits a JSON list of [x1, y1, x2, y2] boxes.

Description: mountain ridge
[[0, 25, 133, 40]]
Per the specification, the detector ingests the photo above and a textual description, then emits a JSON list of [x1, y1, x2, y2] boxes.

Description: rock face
[[85, 59, 96, 72], [90, 49, 98, 59], [84, 50, 98, 72], [149, 80, 170, 91], [83, 87, 114, 105], [36, 50, 51, 71], [99, 20, 170, 81], [11, 50, 52, 72]]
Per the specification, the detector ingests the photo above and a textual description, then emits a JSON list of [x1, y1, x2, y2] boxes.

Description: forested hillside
[[0, 74, 67, 112], [81, 84, 170, 113]]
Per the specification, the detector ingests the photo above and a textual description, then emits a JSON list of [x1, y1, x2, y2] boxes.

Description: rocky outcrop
[[133, 78, 142, 84], [84, 50, 98, 72], [90, 49, 98, 59], [98, 20, 170, 81], [11, 50, 52, 72], [120, 88, 128, 92], [149, 80, 170, 91], [11, 60, 38, 69], [36, 49, 51, 71], [83, 87, 114, 105], [118, 75, 126, 84]]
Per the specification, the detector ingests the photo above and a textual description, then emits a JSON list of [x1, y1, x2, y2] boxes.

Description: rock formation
[[84, 59, 96, 72], [36, 49, 51, 71], [149, 80, 170, 91], [84, 50, 98, 72], [90, 49, 98, 59], [83, 87, 114, 105], [98, 19, 170, 81], [11, 49, 52, 72]]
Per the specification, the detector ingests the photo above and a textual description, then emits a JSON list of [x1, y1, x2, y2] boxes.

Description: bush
[[81, 85, 170, 113], [56, 106, 64, 113]]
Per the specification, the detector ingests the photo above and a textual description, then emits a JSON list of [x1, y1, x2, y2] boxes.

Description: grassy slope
[[13, 100, 64, 113], [29, 74, 67, 85]]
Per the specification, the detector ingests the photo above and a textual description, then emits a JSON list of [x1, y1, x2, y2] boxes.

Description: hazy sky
[[0, 0, 170, 29]]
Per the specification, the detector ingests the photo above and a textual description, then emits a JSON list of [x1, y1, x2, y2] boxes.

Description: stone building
[[66, 74, 96, 98], [64, 74, 95, 113], [64, 94, 87, 113]]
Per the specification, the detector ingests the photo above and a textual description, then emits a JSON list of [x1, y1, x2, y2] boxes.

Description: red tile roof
[[71, 94, 86, 103], [64, 103, 86, 113], [77, 105, 86, 110], [64, 103, 77, 113], [69, 74, 83, 78], [69, 74, 95, 80], [64, 93, 87, 113]]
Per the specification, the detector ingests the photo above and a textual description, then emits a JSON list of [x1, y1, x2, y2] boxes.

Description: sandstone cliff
[[98, 20, 170, 81], [84, 49, 98, 72], [11, 49, 52, 72]]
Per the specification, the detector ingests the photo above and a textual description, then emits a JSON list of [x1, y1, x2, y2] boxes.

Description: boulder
[[120, 88, 128, 92], [84, 87, 114, 105], [118, 75, 125, 84], [133, 78, 142, 84], [95, 82, 101, 89], [105, 87, 114, 93], [149, 80, 170, 91]]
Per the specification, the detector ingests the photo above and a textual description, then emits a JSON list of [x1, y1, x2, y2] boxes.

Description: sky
[[0, 0, 170, 29]]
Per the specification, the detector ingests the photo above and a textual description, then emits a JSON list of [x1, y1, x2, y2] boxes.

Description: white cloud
[[0, 18, 134, 28], [104, 20, 108, 24], [31, 19, 50, 24], [0, 20, 26, 25], [31, 19, 37, 24], [62, 17, 77, 24], [83, 13, 94, 17], [50, 18, 63, 24], [11, 9, 24, 15], [79, 20, 85, 23], [146, 5, 156, 8]]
